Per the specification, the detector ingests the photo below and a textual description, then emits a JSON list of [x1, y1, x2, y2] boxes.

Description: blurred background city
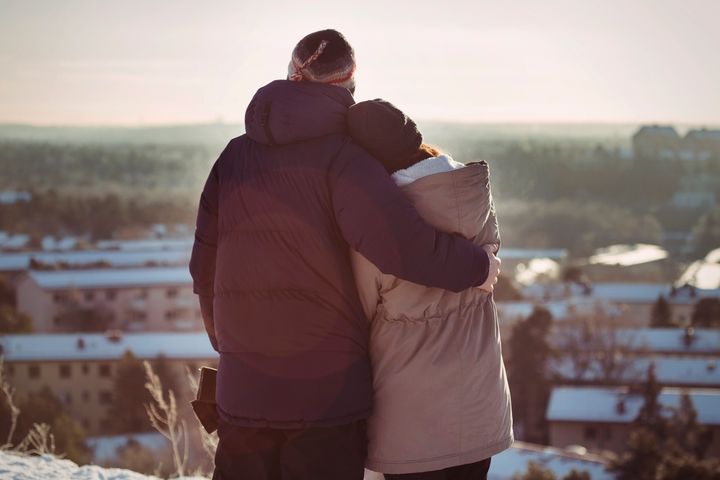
[[0, 1, 719, 479]]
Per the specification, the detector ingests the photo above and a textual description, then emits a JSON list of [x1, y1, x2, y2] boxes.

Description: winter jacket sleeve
[[330, 143, 490, 292], [190, 160, 220, 352], [351, 250, 383, 320]]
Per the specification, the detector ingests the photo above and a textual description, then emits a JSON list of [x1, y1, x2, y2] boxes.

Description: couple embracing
[[190, 28, 513, 480]]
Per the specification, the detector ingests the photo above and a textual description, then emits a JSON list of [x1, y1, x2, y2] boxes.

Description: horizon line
[[2, 119, 720, 130]]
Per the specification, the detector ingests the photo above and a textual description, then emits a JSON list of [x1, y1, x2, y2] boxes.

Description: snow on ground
[[0, 450, 207, 480], [2, 445, 611, 480]]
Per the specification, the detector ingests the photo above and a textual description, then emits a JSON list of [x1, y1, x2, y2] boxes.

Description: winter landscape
[[2, 1, 720, 479]]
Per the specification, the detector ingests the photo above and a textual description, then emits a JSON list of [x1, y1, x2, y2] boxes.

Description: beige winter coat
[[352, 155, 513, 474]]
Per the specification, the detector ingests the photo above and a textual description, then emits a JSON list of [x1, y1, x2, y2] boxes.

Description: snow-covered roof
[[497, 299, 621, 322], [589, 244, 667, 266], [551, 327, 720, 355], [552, 356, 720, 387], [87, 433, 167, 462], [626, 328, 720, 354], [546, 386, 720, 425], [525, 281, 720, 304], [95, 238, 193, 252], [26, 266, 192, 290], [589, 282, 706, 303], [0, 332, 216, 361], [0, 233, 30, 250], [0, 249, 191, 272], [0, 190, 31, 204], [488, 441, 612, 480], [499, 248, 567, 260]]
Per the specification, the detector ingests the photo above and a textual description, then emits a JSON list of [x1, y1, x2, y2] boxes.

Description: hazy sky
[[1, 0, 718, 125]]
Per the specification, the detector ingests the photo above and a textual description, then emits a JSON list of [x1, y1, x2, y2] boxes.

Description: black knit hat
[[288, 29, 356, 93], [347, 99, 423, 173]]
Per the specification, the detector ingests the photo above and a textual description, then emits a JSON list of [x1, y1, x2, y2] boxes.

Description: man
[[190, 29, 501, 480]]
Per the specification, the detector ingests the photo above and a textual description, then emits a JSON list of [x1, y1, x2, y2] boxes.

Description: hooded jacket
[[189, 81, 491, 428], [352, 156, 513, 473]]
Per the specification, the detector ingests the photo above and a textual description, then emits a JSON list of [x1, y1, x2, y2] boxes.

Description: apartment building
[[633, 125, 720, 161], [0, 332, 217, 434], [15, 267, 200, 332]]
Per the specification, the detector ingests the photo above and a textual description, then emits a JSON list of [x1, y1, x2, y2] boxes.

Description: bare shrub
[[0, 357, 20, 449]]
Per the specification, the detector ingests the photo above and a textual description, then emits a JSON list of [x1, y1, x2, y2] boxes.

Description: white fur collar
[[391, 154, 464, 187]]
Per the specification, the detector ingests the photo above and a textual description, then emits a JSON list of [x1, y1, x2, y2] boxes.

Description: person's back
[[189, 30, 499, 480], [352, 157, 513, 475]]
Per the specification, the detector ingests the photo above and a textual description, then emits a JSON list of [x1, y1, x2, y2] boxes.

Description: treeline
[[0, 189, 197, 241], [1, 139, 718, 256], [0, 141, 217, 194]]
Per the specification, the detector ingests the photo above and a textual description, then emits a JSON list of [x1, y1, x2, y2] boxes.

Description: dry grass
[[143, 360, 189, 478]]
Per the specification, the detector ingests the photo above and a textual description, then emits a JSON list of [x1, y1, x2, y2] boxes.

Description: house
[[0, 331, 217, 434], [546, 386, 720, 456], [15, 267, 199, 332]]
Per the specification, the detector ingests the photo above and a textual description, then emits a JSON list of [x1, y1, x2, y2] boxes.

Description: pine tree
[[691, 298, 720, 328], [650, 295, 674, 327], [668, 392, 712, 460], [507, 306, 553, 442], [610, 428, 664, 480], [105, 350, 152, 433], [612, 369, 720, 479], [633, 363, 667, 438], [104, 351, 179, 433]]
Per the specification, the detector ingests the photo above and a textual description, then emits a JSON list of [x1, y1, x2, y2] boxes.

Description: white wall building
[[15, 267, 200, 332]]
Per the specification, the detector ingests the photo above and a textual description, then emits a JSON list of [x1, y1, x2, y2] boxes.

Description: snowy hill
[[1, 445, 611, 480], [0, 450, 207, 480]]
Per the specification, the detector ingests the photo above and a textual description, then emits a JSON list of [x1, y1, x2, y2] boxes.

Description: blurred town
[[0, 122, 719, 479]]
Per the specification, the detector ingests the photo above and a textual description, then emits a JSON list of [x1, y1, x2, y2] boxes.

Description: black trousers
[[384, 458, 492, 480], [212, 418, 367, 480]]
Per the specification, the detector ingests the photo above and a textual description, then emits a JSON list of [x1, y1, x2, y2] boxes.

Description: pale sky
[[0, 0, 718, 125]]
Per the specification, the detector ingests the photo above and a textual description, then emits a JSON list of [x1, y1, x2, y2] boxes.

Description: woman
[[348, 100, 513, 479]]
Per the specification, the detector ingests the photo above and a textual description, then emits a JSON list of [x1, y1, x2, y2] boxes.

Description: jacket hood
[[244, 80, 355, 146], [397, 157, 497, 242]]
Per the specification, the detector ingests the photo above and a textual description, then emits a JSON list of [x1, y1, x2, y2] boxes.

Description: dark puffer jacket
[[189, 80, 490, 428]]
